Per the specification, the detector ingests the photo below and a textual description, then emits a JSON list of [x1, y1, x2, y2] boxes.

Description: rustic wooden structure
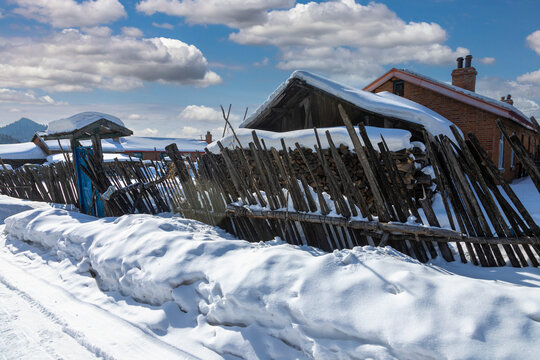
[[241, 71, 427, 141], [1, 110, 539, 268]]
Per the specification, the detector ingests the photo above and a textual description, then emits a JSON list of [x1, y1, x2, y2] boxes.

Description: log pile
[[207, 143, 433, 217]]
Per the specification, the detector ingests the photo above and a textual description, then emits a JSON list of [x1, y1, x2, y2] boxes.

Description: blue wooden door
[[73, 146, 105, 217]]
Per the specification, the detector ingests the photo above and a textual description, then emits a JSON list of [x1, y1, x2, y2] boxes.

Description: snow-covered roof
[[45, 153, 132, 165], [363, 68, 534, 131], [0, 142, 47, 160], [208, 126, 413, 154], [45, 136, 207, 153], [241, 70, 456, 139], [45, 112, 127, 136]]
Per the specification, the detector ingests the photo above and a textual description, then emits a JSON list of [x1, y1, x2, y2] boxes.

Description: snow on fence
[[0, 108, 539, 268]]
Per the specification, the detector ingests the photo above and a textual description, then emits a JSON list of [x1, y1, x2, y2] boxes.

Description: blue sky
[[0, 0, 539, 139]]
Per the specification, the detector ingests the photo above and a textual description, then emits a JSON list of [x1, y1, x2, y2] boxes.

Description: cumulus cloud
[[178, 105, 240, 124], [137, 127, 159, 136], [476, 77, 540, 118], [138, 0, 467, 85], [515, 31, 540, 87], [227, 0, 468, 84], [518, 69, 540, 85], [0, 28, 221, 92], [254, 57, 269, 67], [152, 22, 174, 30], [137, 0, 294, 27], [0, 88, 60, 104], [526, 30, 540, 56], [12, 0, 126, 28], [122, 27, 143, 38], [178, 126, 202, 137], [479, 57, 496, 65]]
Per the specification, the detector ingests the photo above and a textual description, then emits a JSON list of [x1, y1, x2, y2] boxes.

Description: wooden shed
[[240, 71, 455, 142]]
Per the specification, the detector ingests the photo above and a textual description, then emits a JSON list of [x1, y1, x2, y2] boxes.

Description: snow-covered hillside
[[0, 179, 539, 359]]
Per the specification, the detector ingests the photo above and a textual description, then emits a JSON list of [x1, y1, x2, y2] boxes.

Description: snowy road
[[0, 280, 98, 360], [0, 238, 206, 360]]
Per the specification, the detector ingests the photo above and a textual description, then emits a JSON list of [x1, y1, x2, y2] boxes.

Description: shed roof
[[241, 70, 456, 139], [41, 112, 133, 140]]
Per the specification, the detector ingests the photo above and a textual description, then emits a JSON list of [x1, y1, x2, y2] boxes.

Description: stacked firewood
[[209, 144, 433, 212]]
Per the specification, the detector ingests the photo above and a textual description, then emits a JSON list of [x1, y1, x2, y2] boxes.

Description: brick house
[[364, 55, 540, 181]]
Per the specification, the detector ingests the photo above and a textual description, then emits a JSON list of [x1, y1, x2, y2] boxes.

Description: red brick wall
[[373, 80, 539, 181]]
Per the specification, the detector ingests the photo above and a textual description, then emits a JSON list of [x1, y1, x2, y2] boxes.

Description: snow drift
[[5, 206, 540, 359]]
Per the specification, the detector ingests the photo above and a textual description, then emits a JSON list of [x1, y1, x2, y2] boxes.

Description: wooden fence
[[0, 109, 539, 268]]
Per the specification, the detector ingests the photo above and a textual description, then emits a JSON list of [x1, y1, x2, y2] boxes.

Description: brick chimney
[[451, 54, 477, 92], [205, 131, 212, 144]]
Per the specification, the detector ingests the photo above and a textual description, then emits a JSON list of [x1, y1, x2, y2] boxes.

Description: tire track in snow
[[0, 273, 114, 360]]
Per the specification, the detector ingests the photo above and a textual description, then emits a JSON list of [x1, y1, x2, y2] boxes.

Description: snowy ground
[[0, 178, 539, 359]]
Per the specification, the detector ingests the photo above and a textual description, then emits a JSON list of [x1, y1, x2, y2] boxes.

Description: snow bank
[[208, 126, 413, 154], [45, 112, 126, 135], [5, 206, 540, 359], [241, 70, 456, 139]]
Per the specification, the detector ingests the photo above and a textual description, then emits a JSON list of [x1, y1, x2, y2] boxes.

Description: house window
[[131, 152, 143, 159], [498, 132, 504, 170], [393, 80, 404, 96]]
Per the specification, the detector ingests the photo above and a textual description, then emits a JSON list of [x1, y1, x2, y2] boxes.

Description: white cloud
[[515, 31, 540, 87], [137, 127, 159, 136], [231, 1, 447, 48], [0, 28, 221, 92], [517, 69, 540, 85], [254, 57, 269, 67], [137, 0, 294, 27], [476, 77, 540, 119], [526, 30, 540, 56], [178, 105, 240, 124], [128, 114, 142, 120], [81, 26, 112, 37], [479, 57, 496, 65], [0, 88, 60, 104], [152, 22, 174, 30], [12, 0, 126, 28], [178, 126, 202, 137], [229, 1, 467, 84], [122, 27, 143, 38]]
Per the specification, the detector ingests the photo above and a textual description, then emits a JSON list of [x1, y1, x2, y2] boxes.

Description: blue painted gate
[[73, 146, 105, 217]]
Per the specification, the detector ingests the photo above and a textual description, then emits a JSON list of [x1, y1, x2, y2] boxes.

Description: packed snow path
[[0, 247, 201, 360], [0, 280, 98, 360]]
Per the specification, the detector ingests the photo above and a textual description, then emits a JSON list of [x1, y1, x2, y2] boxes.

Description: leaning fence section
[[162, 110, 540, 268], [0, 111, 538, 268], [0, 160, 78, 206]]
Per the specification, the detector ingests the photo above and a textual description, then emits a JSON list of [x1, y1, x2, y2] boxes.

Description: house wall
[[372, 79, 539, 181]]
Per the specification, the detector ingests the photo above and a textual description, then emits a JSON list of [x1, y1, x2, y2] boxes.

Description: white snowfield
[[1, 177, 540, 359], [208, 126, 413, 154]]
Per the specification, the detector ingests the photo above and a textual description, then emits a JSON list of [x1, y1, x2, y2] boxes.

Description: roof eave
[[364, 69, 535, 131]]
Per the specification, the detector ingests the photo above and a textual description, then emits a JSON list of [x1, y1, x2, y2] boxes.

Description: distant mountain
[[0, 134, 20, 144], [0, 117, 47, 142]]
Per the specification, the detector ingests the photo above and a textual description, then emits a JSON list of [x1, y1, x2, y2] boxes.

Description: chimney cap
[[456, 56, 464, 68], [506, 94, 512, 99], [465, 54, 473, 67]]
